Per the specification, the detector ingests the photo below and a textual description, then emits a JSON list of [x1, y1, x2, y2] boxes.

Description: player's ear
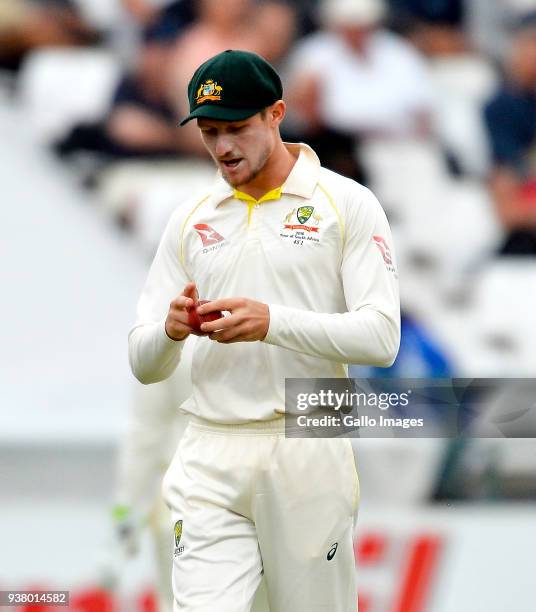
[[267, 100, 286, 127]]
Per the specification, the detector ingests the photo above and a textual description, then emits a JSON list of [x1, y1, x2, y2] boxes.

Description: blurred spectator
[[56, 2, 196, 160], [0, 0, 99, 72], [388, 0, 464, 24], [166, 0, 296, 155], [122, 0, 174, 27], [388, 0, 498, 178], [287, 0, 323, 37], [284, 0, 432, 181], [104, 39, 186, 157], [391, 0, 467, 58], [483, 12, 536, 255], [58, 1, 296, 162], [468, 0, 536, 60], [123, 0, 195, 36]]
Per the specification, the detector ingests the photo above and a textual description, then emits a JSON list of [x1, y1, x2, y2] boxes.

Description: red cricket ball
[[187, 300, 224, 335]]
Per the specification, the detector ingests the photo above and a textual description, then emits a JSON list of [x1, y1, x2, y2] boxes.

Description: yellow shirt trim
[[233, 186, 283, 226], [317, 183, 345, 245], [180, 194, 211, 267], [233, 186, 283, 204]]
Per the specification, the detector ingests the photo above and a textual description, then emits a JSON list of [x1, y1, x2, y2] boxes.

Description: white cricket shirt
[[129, 143, 400, 423]]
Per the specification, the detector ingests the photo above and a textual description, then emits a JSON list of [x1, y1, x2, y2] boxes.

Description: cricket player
[[101, 342, 194, 612], [102, 336, 269, 612], [129, 50, 400, 611]]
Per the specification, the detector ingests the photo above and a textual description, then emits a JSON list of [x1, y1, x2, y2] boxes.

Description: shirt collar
[[233, 186, 283, 204], [209, 142, 320, 208], [281, 142, 320, 199]]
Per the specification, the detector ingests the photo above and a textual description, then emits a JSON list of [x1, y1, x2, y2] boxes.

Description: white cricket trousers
[[162, 416, 359, 612]]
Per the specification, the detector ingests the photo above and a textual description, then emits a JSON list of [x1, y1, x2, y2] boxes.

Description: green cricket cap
[[179, 49, 283, 126]]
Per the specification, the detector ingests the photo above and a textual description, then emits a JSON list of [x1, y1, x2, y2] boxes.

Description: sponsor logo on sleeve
[[373, 235, 397, 275]]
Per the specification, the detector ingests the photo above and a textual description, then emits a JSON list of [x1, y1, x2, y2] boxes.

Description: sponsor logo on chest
[[194, 223, 228, 254]]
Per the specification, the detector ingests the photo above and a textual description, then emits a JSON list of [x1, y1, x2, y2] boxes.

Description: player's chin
[[221, 162, 249, 185]]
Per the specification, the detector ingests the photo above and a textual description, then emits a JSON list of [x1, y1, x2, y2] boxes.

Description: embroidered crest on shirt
[[281, 207, 322, 246], [283, 207, 322, 233], [174, 520, 185, 557], [196, 80, 223, 104]]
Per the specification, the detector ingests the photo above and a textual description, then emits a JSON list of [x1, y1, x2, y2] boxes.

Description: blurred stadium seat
[[429, 54, 498, 177], [405, 179, 501, 277], [352, 438, 446, 505], [17, 48, 121, 143], [361, 138, 448, 222], [363, 139, 501, 289], [470, 260, 536, 375], [97, 159, 216, 252]]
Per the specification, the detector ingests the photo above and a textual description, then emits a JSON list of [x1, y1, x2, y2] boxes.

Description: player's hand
[[165, 282, 199, 341], [197, 298, 270, 343]]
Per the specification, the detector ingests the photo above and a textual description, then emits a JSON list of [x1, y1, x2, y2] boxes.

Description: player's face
[[511, 30, 536, 85], [198, 112, 274, 188]]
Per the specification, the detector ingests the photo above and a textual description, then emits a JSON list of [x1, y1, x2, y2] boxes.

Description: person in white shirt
[[285, 0, 433, 138], [129, 49, 400, 612]]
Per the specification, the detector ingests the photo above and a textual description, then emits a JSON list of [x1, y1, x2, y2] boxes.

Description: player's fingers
[[214, 335, 244, 344], [199, 313, 236, 334], [208, 331, 233, 343], [181, 282, 198, 302], [171, 295, 195, 311], [197, 297, 245, 315], [168, 309, 191, 325], [209, 323, 249, 343]]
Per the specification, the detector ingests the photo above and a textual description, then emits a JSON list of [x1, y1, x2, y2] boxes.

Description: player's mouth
[[221, 158, 243, 170]]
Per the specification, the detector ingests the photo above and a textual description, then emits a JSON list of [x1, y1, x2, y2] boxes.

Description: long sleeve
[[128, 210, 192, 384], [264, 187, 400, 366]]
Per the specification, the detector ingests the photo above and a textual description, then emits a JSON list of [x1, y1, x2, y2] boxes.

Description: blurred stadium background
[[1, 0, 536, 610]]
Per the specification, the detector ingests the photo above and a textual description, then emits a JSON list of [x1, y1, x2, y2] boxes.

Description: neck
[[236, 141, 297, 200]]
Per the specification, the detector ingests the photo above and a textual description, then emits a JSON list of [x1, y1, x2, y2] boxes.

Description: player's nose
[[215, 136, 234, 159]]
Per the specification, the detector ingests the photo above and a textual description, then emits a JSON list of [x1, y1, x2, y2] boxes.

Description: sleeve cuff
[[264, 303, 286, 345]]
